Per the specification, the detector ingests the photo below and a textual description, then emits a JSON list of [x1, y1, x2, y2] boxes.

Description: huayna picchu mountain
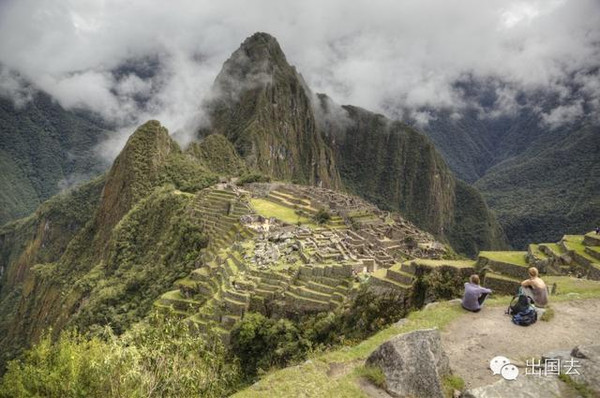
[[0, 33, 507, 389], [203, 32, 506, 255]]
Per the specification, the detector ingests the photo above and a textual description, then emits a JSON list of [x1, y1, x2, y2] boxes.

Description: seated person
[[520, 267, 548, 307], [462, 274, 492, 312]]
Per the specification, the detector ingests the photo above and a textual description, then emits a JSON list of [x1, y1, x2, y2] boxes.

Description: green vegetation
[[479, 251, 528, 265], [237, 172, 271, 185], [187, 133, 248, 176], [250, 198, 314, 226], [540, 306, 555, 322], [0, 92, 108, 226], [545, 276, 600, 301], [475, 125, 599, 250], [231, 313, 311, 378], [233, 301, 464, 397], [558, 374, 596, 398], [314, 208, 331, 224], [230, 286, 409, 380], [355, 365, 386, 388], [0, 313, 241, 398], [443, 375, 465, 397]]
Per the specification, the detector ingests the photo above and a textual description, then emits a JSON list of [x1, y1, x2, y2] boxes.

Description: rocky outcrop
[[366, 328, 451, 398]]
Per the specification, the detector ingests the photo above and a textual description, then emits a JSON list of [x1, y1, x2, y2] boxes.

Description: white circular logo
[[490, 356, 511, 375], [500, 363, 519, 380]]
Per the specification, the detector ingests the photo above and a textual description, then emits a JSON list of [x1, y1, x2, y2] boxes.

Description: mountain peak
[[236, 32, 288, 68], [213, 32, 292, 95]]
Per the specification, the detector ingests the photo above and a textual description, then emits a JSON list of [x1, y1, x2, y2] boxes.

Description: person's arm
[[521, 278, 533, 287], [480, 286, 492, 294]]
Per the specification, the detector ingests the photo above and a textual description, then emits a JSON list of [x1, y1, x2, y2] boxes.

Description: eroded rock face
[[366, 328, 451, 398]]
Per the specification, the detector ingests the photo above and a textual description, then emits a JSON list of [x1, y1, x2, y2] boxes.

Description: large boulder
[[366, 328, 451, 398]]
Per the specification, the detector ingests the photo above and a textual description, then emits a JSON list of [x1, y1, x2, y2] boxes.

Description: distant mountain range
[[414, 87, 599, 249], [0, 91, 109, 225]]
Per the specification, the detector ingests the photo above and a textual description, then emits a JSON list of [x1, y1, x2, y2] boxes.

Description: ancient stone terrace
[[154, 182, 451, 343], [479, 232, 600, 295]]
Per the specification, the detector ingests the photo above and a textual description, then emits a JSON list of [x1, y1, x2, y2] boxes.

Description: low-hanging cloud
[[0, 0, 598, 159]]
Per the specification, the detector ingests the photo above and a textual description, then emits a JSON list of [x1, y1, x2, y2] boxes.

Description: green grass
[[443, 375, 465, 397], [540, 307, 555, 322], [545, 276, 600, 301], [541, 243, 565, 256], [355, 365, 386, 388], [250, 198, 315, 227], [408, 259, 476, 268], [558, 374, 596, 398], [529, 244, 549, 259], [479, 251, 528, 266]]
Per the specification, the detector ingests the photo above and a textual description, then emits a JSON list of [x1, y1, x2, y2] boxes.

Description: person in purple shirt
[[462, 274, 492, 312]]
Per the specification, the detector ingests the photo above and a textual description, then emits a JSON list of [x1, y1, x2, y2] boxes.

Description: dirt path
[[442, 299, 600, 389]]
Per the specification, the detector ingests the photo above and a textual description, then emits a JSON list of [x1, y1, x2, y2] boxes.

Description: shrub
[[314, 208, 331, 224], [0, 313, 241, 398], [230, 313, 311, 377], [237, 173, 271, 185]]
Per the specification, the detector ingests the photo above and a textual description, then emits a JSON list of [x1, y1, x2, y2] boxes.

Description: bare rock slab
[[462, 375, 566, 398], [366, 328, 450, 398]]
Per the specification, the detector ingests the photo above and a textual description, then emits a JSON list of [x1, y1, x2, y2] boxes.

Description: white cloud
[[0, 0, 598, 158]]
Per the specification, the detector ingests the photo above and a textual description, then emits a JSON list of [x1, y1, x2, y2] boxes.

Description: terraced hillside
[[153, 182, 453, 342], [478, 232, 600, 295]]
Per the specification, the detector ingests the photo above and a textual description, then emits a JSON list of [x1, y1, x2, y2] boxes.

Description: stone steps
[[539, 243, 565, 259], [386, 268, 414, 285], [158, 290, 204, 312], [583, 233, 600, 247], [282, 290, 332, 311], [400, 262, 417, 275], [223, 288, 249, 303], [585, 246, 600, 261], [303, 280, 336, 295], [289, 285, 332, 302], [477, 252, 530, 279], [222, 297, 248, 316], [370, 274, 411, 291], [297, 272, 350, 288], [270, 190, 311, 206]]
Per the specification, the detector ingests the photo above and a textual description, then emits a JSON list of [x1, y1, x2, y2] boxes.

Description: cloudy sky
[[0, 0, 598, 155]]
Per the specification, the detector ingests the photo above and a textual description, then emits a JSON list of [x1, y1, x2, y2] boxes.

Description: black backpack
[[512, 306, 537, 326], [507, 294, 532, 315]]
